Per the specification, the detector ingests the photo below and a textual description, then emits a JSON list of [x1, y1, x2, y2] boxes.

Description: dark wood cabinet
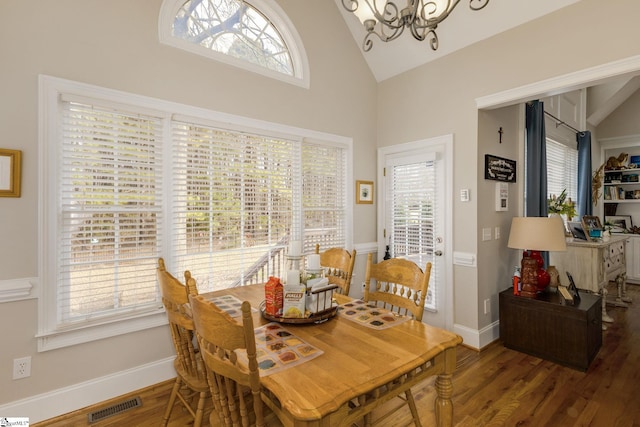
[[499, 288, 602, 371]]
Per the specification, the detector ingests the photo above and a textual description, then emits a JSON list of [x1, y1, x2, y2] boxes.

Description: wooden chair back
[[363, 253, 432, 321], [157, 258, 209, 426], [189, 294, 283, 427], [315, 244, 356, 295]]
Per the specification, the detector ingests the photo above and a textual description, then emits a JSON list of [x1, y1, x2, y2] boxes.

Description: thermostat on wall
[[495, 182, 508, 211]]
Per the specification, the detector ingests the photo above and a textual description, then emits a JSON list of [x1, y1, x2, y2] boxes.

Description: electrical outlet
[[484, 299, 491, 315], [13, 356, 31, 380]]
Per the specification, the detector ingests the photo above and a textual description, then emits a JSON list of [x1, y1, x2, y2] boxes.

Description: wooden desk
[[550, 235, 629, 326], [203, 284, 463, 427]]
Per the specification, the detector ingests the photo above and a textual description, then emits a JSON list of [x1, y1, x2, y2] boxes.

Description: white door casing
[[377, 135, 453, 330]]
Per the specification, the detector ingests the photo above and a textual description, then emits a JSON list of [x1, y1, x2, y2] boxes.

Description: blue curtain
[[577, 131, 592, 217], [525, 101, 548, 217], [525, 101, 549, 266]]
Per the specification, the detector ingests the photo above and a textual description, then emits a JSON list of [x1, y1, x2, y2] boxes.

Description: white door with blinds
[[378, 135, 452, 329]]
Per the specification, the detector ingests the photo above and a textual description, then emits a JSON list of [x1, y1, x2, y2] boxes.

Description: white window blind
[[41, 75, 349, 349], [388, 156, 437, 309], [302, 143, 347, 254], [546, 138, 578, 203], [60, 101, 163, 324], [171, 121, 296, 291]]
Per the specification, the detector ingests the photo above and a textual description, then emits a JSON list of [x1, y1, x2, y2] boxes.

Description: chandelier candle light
[[507, 216, 567, 298], [341, 0, 490, 51]]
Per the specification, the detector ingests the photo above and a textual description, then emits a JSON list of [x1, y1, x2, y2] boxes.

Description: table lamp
[[507, 216, 567, 298]]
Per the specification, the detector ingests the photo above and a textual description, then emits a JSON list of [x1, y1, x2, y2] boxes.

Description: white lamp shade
[[507, 216, 567, 252]]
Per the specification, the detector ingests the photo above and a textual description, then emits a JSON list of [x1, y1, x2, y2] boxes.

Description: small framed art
[[0, 148, 21, 198], [581, 215, 603, 241], [356, 180, 374, 204], [568, 221, 588, 241], [605, 215, 633, 233]]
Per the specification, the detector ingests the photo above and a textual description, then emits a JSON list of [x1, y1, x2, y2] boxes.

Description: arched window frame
[[159, 0, 310, 88]]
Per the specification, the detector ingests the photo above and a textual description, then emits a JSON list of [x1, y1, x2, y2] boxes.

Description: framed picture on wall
[[0, 148, 21, 198], [356, 180, 374, 204]]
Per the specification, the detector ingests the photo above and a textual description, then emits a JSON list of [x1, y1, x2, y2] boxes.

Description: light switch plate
[[482, 228, 492, 241]]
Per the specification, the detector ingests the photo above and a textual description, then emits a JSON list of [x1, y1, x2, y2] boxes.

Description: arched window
[[159, 0, 309, 87]]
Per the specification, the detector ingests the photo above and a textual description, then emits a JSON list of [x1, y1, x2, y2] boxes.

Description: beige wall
[[377, 0, 640, 333], [0, 0, 377, 406]]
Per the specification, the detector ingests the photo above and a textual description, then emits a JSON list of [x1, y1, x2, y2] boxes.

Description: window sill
[[37, 309, 168, 352]]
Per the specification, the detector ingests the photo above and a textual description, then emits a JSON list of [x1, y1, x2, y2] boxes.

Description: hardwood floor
[[34, 282, 640, 427]]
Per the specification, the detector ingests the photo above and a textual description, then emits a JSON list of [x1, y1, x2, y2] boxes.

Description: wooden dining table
[[202, 284, 463, 427]]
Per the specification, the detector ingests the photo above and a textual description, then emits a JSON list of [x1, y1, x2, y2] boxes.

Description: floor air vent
[[88, 396, 142, 423]]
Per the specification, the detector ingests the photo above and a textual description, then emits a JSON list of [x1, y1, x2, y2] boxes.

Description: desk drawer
[[605, 254, 624, 272], [609, 241, 625, 257]]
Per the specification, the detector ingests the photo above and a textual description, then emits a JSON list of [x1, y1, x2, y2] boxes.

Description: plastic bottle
[[513, 266, 521, 296]]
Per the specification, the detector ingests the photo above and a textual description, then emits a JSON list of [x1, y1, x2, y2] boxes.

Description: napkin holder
[[306, 278, 338, 314]]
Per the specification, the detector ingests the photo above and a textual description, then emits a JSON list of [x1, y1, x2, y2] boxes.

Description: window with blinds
[[387, 156, 437, 309], [40, 76, 349, 348], [60, 101, 164, 324], [302, 143, 347, 254], [170, 122, 297, 291], [546, 138, 578, 203]]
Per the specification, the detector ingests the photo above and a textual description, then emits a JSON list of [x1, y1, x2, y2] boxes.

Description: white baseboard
[[454, 320, 500, 350], [0, 357, 175, 423]]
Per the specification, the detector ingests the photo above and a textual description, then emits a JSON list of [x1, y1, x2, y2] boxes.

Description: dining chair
[[362, 253, 432, 426], [157, 258, 210, 427], [189, 293, 289, 427], [315, 244, 356, 295], [363, 253, 432, 321]]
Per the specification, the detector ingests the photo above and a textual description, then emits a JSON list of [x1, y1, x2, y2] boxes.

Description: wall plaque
[[484, 154, 516, 183]]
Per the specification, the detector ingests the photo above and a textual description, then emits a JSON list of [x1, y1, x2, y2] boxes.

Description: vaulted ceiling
[[333, 0, 640, 126], [334, 0, 581, 82]]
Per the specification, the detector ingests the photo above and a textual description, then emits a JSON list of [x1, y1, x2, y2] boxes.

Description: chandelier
[[341, 0, 490, 51]]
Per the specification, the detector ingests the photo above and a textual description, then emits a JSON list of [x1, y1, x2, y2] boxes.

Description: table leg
[[435, 373, 453, 427], [601, 287, 614, 324], [619, 273, 632, 303]]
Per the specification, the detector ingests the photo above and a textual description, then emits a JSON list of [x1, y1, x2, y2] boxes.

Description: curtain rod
[[544, 110, 580, 134]]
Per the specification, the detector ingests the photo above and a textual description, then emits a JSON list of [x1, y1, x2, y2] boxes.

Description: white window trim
[[158, 0, 310, 88], [38, 75, 351, 351]]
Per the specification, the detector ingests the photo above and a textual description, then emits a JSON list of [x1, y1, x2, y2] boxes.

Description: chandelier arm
[[417, 0, 459, 29], [362, 22, 405, 51], [373, 1, 404, 29], [427, 29, 438, 51], [408, 23, 438, 50], [469, 0, 490, 11], [341, 0, 358, 13]]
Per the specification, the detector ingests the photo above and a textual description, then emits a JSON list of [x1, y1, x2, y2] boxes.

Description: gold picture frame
[[356, 180, 374, 204], [0, 148, 21, 198]]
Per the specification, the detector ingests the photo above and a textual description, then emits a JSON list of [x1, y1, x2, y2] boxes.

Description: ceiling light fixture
[[341, 0, 490, 52]]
